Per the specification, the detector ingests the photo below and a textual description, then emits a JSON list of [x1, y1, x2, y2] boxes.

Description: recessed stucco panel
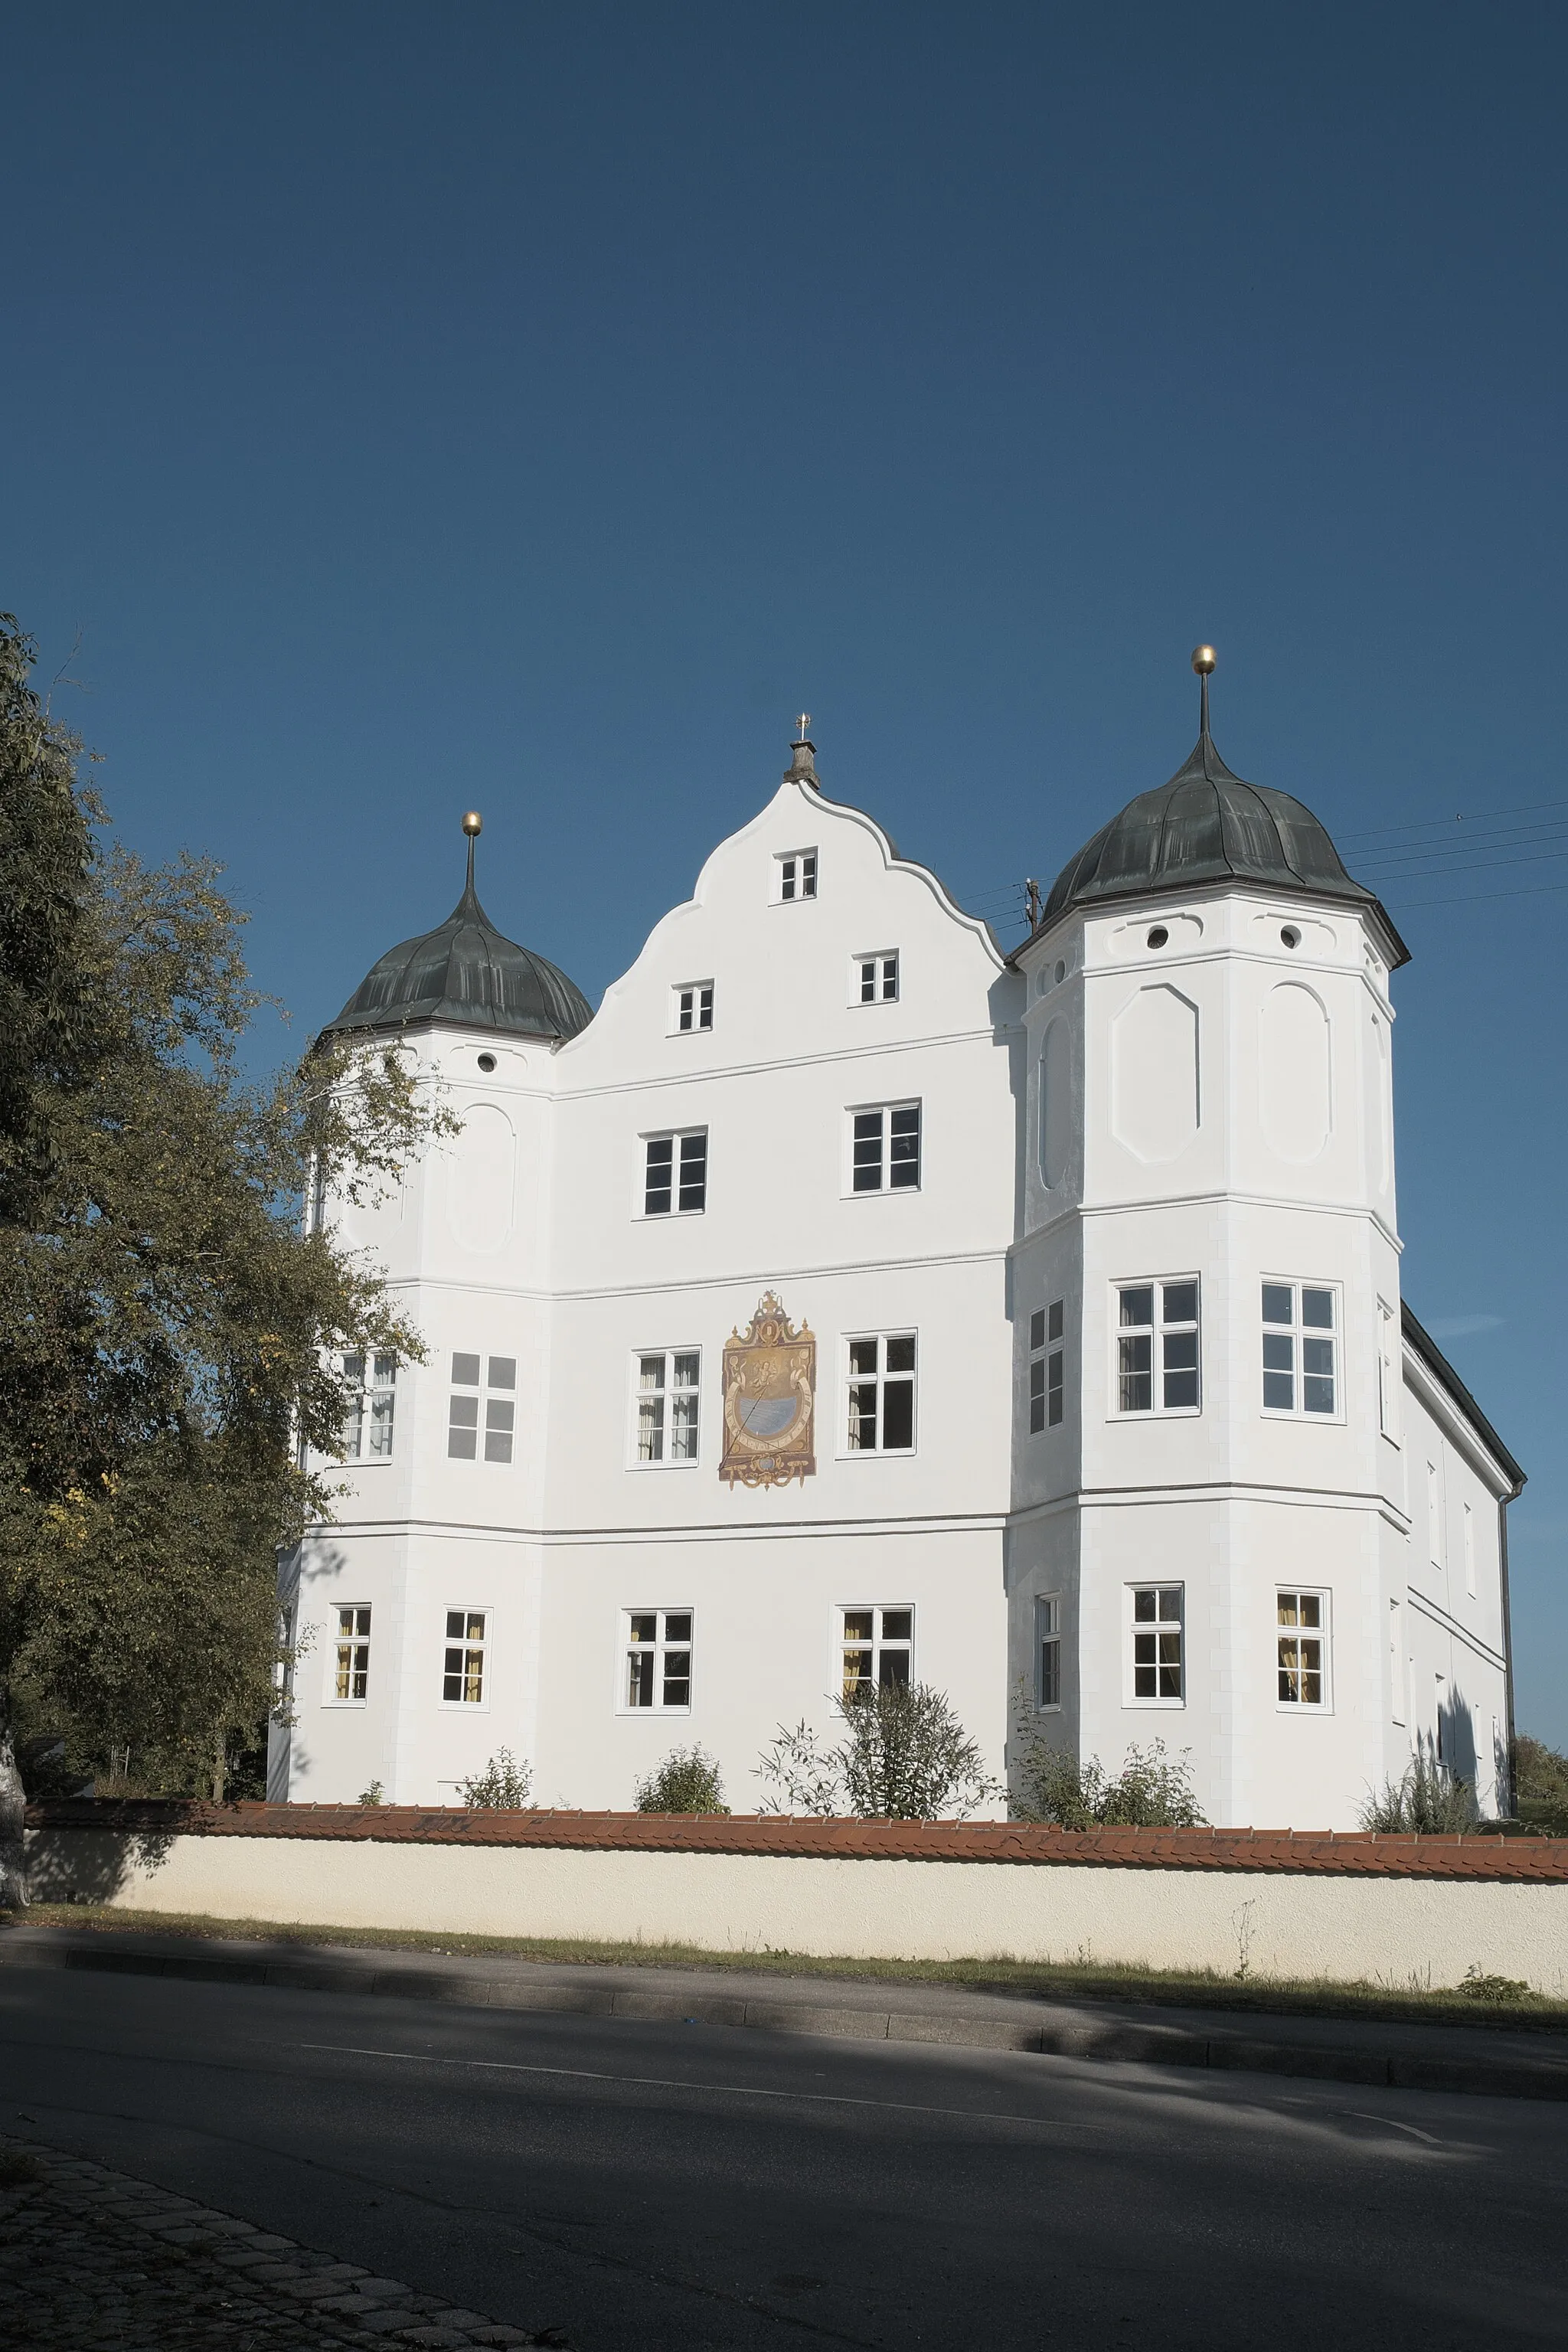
[[446, 1102, 517, 1254], [1109, 985, 1199, 1162], [1259, 983, 1331, 1162], [1039, 1016, 1071, 1187]]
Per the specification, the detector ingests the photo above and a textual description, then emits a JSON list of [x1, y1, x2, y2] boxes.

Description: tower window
[[1129, 1585, 1184, 1703], [331, 1606, 372, 1704], [1028, 1302, 1065, 1433], [341, 1354, 397, 1460], [1036, 1596, 1062, 1708], [1261, 1282, 1338, 1417], [1277, 1592, 1327, 1707], [442, 1610, 488, 1704], [448, 1353, 516, 1462], [1115, 1282, 1200, 1414], [1146, 926, 1168, 949]]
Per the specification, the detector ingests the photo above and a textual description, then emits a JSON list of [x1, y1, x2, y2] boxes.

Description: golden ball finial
[[1191, 645, 1217, 675], [462, 811, 483, 837]]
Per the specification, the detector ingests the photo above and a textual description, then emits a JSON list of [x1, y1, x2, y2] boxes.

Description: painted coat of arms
[[720, 1292, 816, 1489]]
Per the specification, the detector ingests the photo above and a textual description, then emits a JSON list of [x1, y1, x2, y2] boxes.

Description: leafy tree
[[0, 615, 446, 1900], [634, 1744, 730, 1814], [757, 1684, 1001, 1821], [1511, 1734, 1568, 1834], [1010, 1732, 1206, 1829], [459, 1749, 533, 1808], [1359, 1755, 1480, 1834]]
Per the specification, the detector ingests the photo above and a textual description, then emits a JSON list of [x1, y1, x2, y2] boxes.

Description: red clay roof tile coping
[[24, 1801, 1568, 1881]]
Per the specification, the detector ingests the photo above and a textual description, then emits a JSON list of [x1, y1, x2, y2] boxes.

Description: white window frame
[[1388, 1596, 1405, 1726], [1462, 1501, 1476, 1597], [640, 1127, 707, 1218], [1426, 1457, 1444, 1567], [619, 1608, 694, 1715], [1260, 1279, 1343, 1422], [845, 1099, 922, 1197], [851, 949, 900, 1006], [1028, 1302, 1065, 1435], [440, 1608, 490, 1709], [1276, 1589, 1331, 1711], [843, 1331, 918, 1456], [341, 1351, 397, 1462], [670, 981, 714, 1036], [1036, 1595, 1063, 1710], [1112, 1279, 1200, 1418], [1126, 1583, 1184, 1707], [326, 1604, 372, 1707], [447, 1352, 517, 1464], [775, 848, 818, 904], [839, 1603, 914, 1696], [629, 1348, 702, 1468]]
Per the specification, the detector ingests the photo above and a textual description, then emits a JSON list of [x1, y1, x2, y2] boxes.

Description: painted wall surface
[[273, 752, 1520, 1830], [28, 1829, 1566, 1994]]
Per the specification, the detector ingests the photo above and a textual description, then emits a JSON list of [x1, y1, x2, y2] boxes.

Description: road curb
[[4, 1932, 1565, 2102]]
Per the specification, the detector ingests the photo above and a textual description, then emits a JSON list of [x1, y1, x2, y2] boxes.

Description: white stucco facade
[[271, 724, 1521, 1828]]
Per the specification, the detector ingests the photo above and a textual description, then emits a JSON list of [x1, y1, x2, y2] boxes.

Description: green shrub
[[459, 1749, 533, 1809], [1458, 1965, 1537, 2004], [1359, 1754, 1479, 1834], [1011, 1734, 1206, 1829], [1512, 1734, 1568, 1835], [357, 1779, 385, 1808], [634, 1746, 730, 1815], [756, 1684, 1002, 1821]]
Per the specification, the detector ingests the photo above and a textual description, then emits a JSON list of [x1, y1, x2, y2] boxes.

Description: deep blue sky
[[5, 3, 1564, 1749]]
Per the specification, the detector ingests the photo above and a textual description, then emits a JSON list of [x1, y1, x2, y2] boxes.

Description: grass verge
[[3, 1903, 1565, 2034]]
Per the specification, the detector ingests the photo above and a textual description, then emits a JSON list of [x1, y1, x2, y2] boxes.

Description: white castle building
[[271, 658, 1524, 1828]]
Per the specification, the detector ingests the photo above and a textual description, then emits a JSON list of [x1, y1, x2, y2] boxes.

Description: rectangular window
[[1027, 1302, 1065, 1433], [673, 982, 714, 1034], [1426, 1459, 1442, 1566], [1463, 1501, 1476, 1597], [1037, 1596, 1062, 1708], [1262, 1282, 1338, 1416], [1276, 1591, 1327, 1707], [624, 1609, 692, 1710], [448, 1353, 515, 1463], [332, 1606, 371, 1704], [856, 952, 899, 1004], [644, 1129, 707, 1216], [778, 850, 818, 902], [442, 1609, 487, 1704], [841, 1605, 913, 1694], [851, 1102, 921, 1193], [635, 1350, 701, 1464], [341, 1352, 397, 1459], [1130, 1585, 1184, 1702], [846, 1333, 916, 1453], [1389, 1597, 1405, 1726], [1116, 1281, 1200, 1414]]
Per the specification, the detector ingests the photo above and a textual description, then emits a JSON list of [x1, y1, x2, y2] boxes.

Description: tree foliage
[[459, 1749, 534, 1809], [634, 1744, 730, 1815], [0, 614, 448, 1888], [756, 1683, 1001, 1821], [1011, 1731, 1206, 1828], [1512, 1734, 1568, 1835]]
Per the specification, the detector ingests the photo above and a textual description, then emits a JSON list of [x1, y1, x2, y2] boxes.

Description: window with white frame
[[851, 1102, 920, 1193], [332, 1606, 371, 1704], [341, 1352, 397, 1459], [1261, 1282, 1338, 1415], [1029, 1302, 1065, 1433], [1426, 1458, 1443, 1566], [1037, 1596, 1062, 1707], [624, 1609, 691, 1710], [448, 1353, 516, 1462], [846, 1333, 916, 1452], [855, 951, 899, 1004], [777, 849, 818, 902], [841, 1606, 913, 1694], [1463, 1501, 1476, 1596], [644, 1129, 707, 1216], [1129, 1585, 1184, 1701], [635, 1350, 701, 1464], [1388, 1596, 1405, 1725], [442, 1610, 487, 1704], [1116, 1282, 1199, 1413], [672, 982, 713, 1034], [1276, 1591, 1328, 1707], [1377, 1299, 1400, 1441]]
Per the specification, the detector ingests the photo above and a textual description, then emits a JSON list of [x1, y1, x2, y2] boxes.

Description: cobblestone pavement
[[0, 2135, 560, 2350]]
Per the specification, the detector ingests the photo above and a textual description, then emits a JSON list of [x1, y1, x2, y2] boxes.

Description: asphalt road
[[2, 1966, 1565, 2352]]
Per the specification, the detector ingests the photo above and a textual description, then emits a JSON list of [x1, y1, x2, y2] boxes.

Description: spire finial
[[794, 711, 812, 745], [1191, 645, 1217, 738], [462, 809, 482, 897], [787, 713, 818, 787]]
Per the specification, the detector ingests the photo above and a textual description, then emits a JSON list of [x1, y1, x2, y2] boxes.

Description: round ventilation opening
[[1146, 926, 1168, 950], [1280, 926, 1300, 950], [1054, 959, 1067, 984], [477, 1052, 497, 1073]]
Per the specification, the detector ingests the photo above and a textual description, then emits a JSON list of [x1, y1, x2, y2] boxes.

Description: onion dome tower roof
[[1040, 652, 1408, 965], [324, 815, 594, 1044]]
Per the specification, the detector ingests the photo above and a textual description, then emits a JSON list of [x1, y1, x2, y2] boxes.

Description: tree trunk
[[0, 1680, 29, 1908]]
